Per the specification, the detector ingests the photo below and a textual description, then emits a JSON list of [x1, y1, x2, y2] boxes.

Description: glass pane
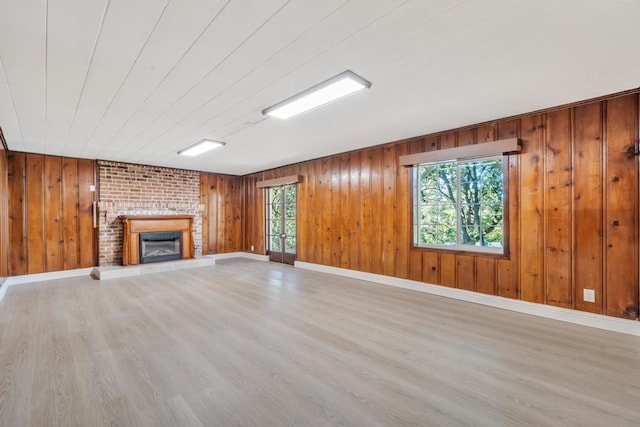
[[285, 202, 296, 219], [269, 187, 282, 204], [285, 220, 296, 238], [269, 220, 281, 235], [285, 235, 296, 253], [482, 225, 503, 247], [284, 184, 296, 204], [270, 235, 282, 252], [460, 158, 503, 248], [460, 226, 481, 246], [417, 161, 457, 247], [270, 202, 282, 219], [435, 226, 456, 246]]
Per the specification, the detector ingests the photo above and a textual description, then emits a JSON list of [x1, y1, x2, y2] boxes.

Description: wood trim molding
[[118, 214, 193, 220], [256, 174, 302, 188], [399, 138, 521, 166]]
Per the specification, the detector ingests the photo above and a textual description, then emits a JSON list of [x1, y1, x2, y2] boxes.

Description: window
[[413, 156, 505, 253]]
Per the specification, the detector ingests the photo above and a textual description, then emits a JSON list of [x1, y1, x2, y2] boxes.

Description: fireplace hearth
[[139, 231, 182, 263]]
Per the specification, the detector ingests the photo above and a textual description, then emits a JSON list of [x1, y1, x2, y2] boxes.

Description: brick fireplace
[[97, 160, 203, 266]]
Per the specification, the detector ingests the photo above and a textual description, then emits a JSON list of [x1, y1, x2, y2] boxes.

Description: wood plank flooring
[[1, 259, 639, 426]]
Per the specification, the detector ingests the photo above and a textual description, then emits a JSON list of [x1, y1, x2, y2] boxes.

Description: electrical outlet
[[251, 245, 254, 252], [583, 289, 595, 303]]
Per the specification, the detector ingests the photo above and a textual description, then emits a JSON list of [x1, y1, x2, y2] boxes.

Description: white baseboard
[[294, 261, 640, 337], [206, 251, 270, 262]]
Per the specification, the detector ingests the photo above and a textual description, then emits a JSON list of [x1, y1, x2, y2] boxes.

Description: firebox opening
[[139, 231, 182, 264]]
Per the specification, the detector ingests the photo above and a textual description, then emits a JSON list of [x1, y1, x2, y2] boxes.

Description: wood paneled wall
[[0, 144, 8, 278], [244, 93, 640, 320], [200, 173, 244, 254], [7, 153, 97, 276]]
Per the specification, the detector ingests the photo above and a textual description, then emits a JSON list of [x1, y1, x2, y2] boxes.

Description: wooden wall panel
[[476, 258, 496, 295], [26, 154, 45, 274], [359, 152, 372, 273], [77, 159, 96, 268], [421, 252, 437, 284], [604, 95, 638, 319], [519, 115, 545, 303], [7, 153, 96, 276], [340, 154, 351, 269], [8, 153, 27, 276], [544, 110, 573, 308], [369, 149, 384, 275], [349, 152, 361, 271], [573, 103, 604, 314], [0, 145, 8, 278], [62, 158, 80, 270], [200, 173, 244, 255], [330, 157, 341, 267], [439, 254, 456, 288], [497, 119, 520, 299], [321, 159, 332, 266], [242, 91, 640, 320], [312, 160, 322, 262], [44, 156, 63, 272], [395, 142, 409, 279], [456, 255, 475, 291], [382, 145, 396, 277], [408, 137, 430, 282], [200, 173, 211, 253]]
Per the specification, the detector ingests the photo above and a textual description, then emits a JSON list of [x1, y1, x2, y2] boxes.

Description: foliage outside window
[[414, 156, 504, 253], [267, 184, 296, 253]]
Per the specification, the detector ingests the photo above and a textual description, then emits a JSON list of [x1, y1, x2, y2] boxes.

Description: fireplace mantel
[[120, 215, 194, 266]]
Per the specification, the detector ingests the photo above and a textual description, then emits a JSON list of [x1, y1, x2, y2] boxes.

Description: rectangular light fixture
[[262, 70, 371, 119], [178, 139, 225, 156]]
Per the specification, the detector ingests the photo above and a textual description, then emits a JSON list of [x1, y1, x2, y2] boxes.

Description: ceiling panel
[[62, 0, 171, 155], [82, 0, 229, 158], [91, 0, 290, 158], [0, 56, 22, 149], [0, 0, 46, 151], [0, 0, 639, 174], [124, 0, 420, 162], [120, 0, 351, 160], [45, 0, 108, 153]]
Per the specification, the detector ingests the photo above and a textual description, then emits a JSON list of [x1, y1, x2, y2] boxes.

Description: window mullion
[[456, 162, 461, 247]]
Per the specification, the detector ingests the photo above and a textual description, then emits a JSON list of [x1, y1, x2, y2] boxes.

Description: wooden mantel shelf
[[119, 214, 194, 220], [120, 215, 195, 266]]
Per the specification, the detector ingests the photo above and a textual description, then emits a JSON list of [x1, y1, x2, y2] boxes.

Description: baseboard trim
[[207, 252, 270, 262], [294, 261, 640, 337]]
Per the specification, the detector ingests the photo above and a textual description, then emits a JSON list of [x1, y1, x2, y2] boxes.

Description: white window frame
[[413, 155, 506, 255]]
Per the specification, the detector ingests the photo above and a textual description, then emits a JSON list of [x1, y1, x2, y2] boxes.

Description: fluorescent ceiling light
[[178, 139, 225, 156], [262, 70, 371, 119]]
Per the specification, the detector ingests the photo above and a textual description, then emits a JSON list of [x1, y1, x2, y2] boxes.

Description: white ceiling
[[0, 0, 639, 175]]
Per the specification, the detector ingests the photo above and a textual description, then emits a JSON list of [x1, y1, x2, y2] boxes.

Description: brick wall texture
[[98, 161, 203, 266]]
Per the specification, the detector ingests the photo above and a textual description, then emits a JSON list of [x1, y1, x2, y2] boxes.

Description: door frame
[[265, 184, 296, 265]]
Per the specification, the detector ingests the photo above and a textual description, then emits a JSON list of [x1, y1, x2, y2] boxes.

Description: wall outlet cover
[[583, 289, 596, 303]]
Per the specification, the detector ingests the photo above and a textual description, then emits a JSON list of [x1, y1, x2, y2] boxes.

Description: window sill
[[411, 245, 509, 259]]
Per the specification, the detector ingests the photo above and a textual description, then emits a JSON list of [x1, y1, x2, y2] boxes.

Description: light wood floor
[[1, 259, 639, 427]]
